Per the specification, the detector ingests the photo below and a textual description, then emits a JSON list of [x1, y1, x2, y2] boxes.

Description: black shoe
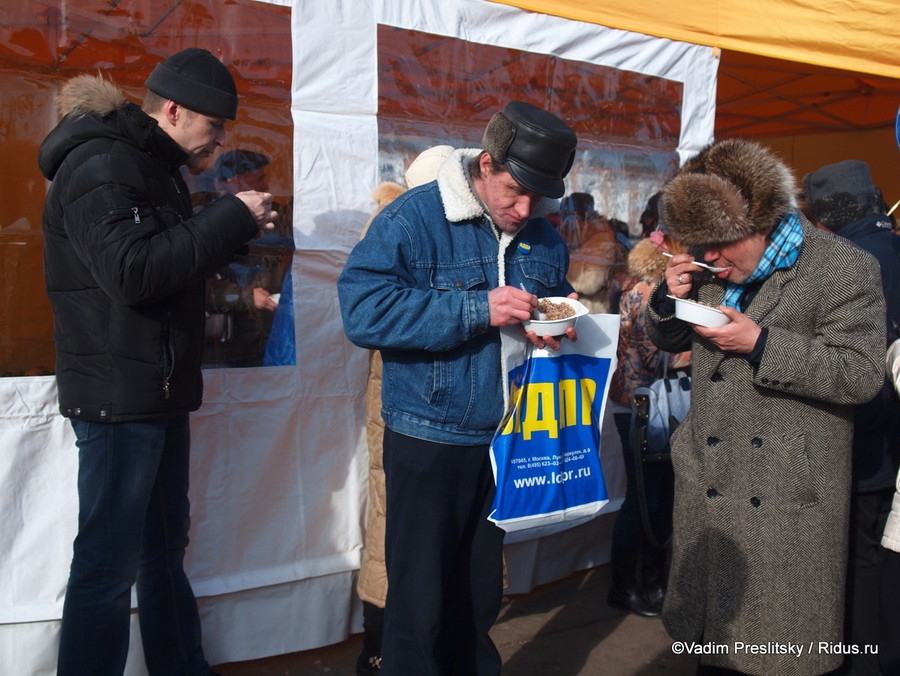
[[356, 651, 382, 675], [358, 601, 384, 674], [607, 587, 662, 618], [644, 584, 666, 612]]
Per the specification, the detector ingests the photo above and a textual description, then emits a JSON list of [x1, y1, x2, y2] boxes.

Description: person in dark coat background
[[39, 48, 277, 676], [803, 159, 900, 676]]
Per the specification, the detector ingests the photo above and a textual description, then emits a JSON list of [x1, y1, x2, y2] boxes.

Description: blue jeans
[[58, 415, 211, 676]]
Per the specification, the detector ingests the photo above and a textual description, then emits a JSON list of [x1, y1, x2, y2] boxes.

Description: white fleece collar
[[436, 148, 560, 224]]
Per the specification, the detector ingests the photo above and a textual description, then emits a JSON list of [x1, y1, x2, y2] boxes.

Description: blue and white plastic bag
[[488, 314, 620, 534]]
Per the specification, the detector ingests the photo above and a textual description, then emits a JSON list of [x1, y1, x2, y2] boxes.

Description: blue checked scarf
[[721, 211, 804, 309]]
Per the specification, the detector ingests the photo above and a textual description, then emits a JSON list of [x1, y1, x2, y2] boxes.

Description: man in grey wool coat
[[646, 139, 885, 676]]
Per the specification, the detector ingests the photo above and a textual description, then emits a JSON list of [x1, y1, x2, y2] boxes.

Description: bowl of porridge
[[522, 297, 589, 335], [667, 295, 730, 328]]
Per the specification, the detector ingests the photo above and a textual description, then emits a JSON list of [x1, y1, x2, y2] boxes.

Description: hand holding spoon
[[662, 251, 731, 273]]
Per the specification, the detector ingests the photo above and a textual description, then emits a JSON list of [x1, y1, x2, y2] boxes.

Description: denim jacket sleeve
[[337, 199, 492, 353]]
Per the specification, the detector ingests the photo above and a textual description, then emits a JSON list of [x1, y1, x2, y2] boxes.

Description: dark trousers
[[58, 415, 210, 676], [879, 548, 900, 673], [609, 412, 672, 592], [844, 486, 894, 676], [381, 428, 505, 676]]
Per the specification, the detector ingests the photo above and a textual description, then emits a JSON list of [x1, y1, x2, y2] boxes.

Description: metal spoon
[[661, 251, 731, 273], [520, 283, 546, 319]]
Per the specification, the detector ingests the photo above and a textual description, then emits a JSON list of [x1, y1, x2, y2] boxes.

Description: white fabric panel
[[292, 0, 378, 252], [678, 49, 721, 164], [377, 0, 718, 162], [197, 571, 363, 664], [292, 111, 376, 249], [292, 2, 377, 118], [504, 513, 616, 592], [0, 1, 715, 673], [0, 376, 77, 624], [187, 366, 365, 595], [0, 618, 69, 676]]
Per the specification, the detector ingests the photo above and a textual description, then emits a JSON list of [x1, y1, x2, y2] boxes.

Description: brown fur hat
[[661, 139, 797, 246]]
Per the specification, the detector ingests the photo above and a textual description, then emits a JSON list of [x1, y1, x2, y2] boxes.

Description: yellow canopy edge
[[490, 0, 900, 80]]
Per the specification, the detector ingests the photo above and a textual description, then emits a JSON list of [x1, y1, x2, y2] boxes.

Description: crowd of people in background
[[185, 148, 296, 368], [39, 42, 900, 676], [341, 137, 900, 675]]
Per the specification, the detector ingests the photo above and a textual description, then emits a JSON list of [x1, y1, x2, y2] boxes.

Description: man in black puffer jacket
[[39, 48, 277, 676]]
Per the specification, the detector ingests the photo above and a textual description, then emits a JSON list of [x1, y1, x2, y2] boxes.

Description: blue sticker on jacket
[[518, 241, 532, 254]]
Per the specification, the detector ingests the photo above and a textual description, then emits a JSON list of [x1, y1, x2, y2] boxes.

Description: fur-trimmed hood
[[627, 237, 668, 283], [661, 139, 797, 246], [57, 73, 127, 119], [39, 74, 183, 181]]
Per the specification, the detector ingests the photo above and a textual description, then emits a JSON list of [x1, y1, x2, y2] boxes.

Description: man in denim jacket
[[338, 101, 578, 676]]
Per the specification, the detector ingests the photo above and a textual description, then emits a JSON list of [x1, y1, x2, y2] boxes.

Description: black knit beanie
[[146, 48, 238, 120]]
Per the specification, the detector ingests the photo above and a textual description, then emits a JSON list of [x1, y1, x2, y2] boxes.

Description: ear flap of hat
[[482, 112, 515, 163]]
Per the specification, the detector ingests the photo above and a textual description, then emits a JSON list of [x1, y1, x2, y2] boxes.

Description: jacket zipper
[[163, 318, 175, 400]]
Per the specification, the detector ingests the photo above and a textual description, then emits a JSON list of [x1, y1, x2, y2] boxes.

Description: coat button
[[750, 497, 761, 507], [707, 437, 721, 446], [707, 488, 719, 498], [751, 437, 762, 447], [73, 407, 81, 416], [711, 372, 723, 382]]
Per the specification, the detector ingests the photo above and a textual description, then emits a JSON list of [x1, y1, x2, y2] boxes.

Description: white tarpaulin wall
[[0, 0, 716, 672]]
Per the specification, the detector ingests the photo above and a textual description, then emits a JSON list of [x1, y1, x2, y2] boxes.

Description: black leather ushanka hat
[[482, 101, 577, 199]]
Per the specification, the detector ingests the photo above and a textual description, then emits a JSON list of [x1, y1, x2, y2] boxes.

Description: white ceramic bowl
[[668, 295, 730, 327], [522, 297, 589, 335]]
